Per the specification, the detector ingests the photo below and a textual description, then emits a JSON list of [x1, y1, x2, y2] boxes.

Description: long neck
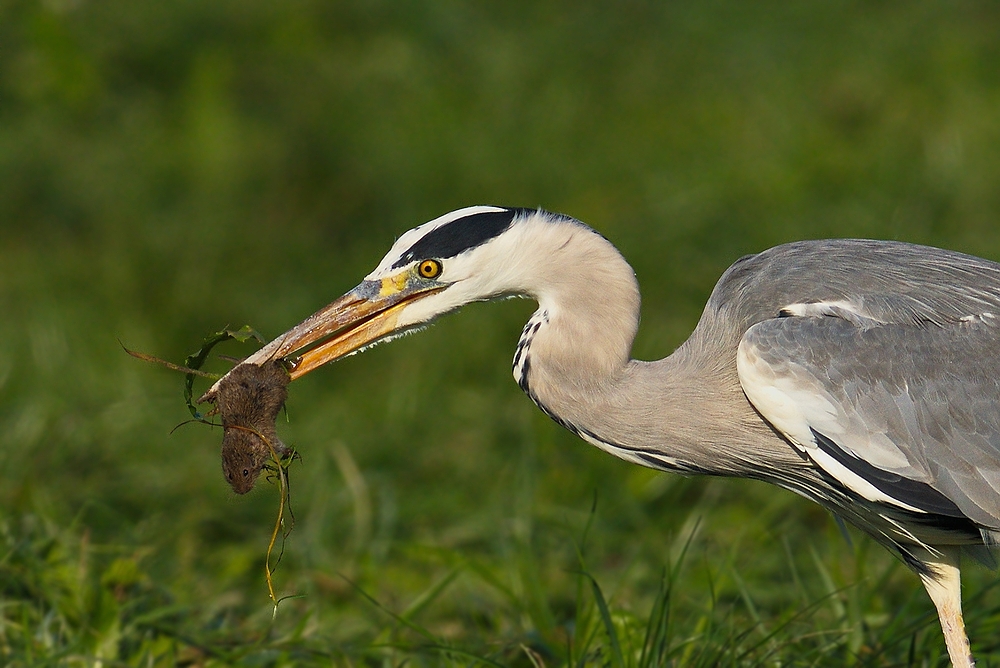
[[515, 222, 802, 477]]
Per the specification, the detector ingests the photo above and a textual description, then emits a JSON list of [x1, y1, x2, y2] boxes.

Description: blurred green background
[[3, 0, 1000, 665]]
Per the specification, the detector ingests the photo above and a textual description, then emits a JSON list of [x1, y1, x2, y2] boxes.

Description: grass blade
[[586, 573, 626, 668]]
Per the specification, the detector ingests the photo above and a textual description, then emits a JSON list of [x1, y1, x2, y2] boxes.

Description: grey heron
[[202, 206, 1000, 667]]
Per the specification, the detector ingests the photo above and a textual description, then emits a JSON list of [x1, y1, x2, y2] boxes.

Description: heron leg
[[914, 545, 974, 668]]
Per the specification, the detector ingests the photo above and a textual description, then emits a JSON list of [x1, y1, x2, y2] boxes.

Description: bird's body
[[203, 206, 1000, 666]]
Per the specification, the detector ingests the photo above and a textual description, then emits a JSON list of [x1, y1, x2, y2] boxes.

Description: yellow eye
[[418, 259, 442, 279]]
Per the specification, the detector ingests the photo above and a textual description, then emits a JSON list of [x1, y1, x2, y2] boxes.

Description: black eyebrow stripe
[[391, 208, 530, 268]]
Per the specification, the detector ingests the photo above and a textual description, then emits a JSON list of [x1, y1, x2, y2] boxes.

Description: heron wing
[[737, 311, 1000, 530], [713, 239, 1000, 331]]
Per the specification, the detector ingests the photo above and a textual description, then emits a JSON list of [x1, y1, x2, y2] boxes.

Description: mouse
[[214, 360, 291, 494]]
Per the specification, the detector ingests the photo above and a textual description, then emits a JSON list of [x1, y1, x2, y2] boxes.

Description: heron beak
[[198, 275, 442, 402], [284, 279, 446, 379]]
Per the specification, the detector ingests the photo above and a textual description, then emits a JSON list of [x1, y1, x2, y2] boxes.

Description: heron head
[[205, 206, 548, 393]]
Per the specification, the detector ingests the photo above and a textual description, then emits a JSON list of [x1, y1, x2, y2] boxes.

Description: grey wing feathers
[[739, 312, 1000, 531], [712, 239, 1000, 330]]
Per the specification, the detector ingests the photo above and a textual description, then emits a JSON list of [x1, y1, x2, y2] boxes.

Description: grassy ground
[[3, 0, 1000, 665]]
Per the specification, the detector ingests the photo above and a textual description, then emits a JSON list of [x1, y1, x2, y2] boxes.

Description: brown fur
[[214, 361, 290, 494]]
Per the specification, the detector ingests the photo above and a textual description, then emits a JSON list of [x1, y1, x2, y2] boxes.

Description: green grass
[[4, 0, 1000, 665]]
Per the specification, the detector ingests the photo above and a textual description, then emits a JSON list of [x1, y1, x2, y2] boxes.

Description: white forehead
[[365, 205, 508, 279]]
